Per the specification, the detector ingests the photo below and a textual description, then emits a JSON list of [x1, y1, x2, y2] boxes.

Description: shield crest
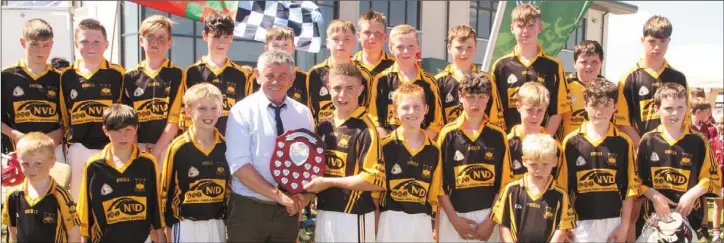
[[270, 128, 326, 194]]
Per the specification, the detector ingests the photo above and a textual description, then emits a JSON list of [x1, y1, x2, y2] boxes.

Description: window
[[359, 1, 420, 29], [469, 0, 498, 39], [564, 18, 586, 50]]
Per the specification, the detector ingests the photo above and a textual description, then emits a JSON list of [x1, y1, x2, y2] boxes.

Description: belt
[[233, 193, 279, 206]]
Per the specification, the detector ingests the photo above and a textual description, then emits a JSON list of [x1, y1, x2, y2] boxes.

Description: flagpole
[[481, 0, 507, 72]]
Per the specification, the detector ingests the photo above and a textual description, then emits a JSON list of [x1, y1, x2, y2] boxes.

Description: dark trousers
[[226, 193, 299, 243]]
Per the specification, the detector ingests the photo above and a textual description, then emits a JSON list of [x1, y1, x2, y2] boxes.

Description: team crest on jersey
[[134, 87, 145, 97], [134, 179, 146, 192], [43, 212, 55, 224], [46, 86, 57, 98], [188, 166, 200, 178], [101, 183, 113, 195], [13, 86, 24, 97], [568, 94, 577, 104], [226, 82, 236, 95], [680, 153, 692, 166], [576, 156, 586, 166], [651, 152, 660, 162], [391, 163, 402, 175], [513, 160, 522, 170], [507, 74, 518, 84], [454, 150, 465, 161], [100, 84, 112, 96], [544, 206, 554, 219], [606, 152, 618, 165], [388, 91, 395, 100], [319, 87, 328, 96], [70, 89, 78, 100], [639, 86, 650, 96], [164, 81, 172, 94], [421, 168, 431, 178], [446, 93, 454, 103], [485, 151, 494, 160], [216, 166, 225, 175]]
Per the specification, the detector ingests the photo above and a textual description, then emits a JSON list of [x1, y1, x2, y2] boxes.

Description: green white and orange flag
[[129, 1, 239, 21]]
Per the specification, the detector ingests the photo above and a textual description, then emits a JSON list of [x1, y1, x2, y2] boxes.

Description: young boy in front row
[[377, 83, 443, 242], [161, 83, 230, 242], [561, 79, 638, 242], [2, 132, 80, 242], [77, 104, 165, 243], [493, 133, 576, 242], [437, 72, 509, 242], [636, 83, 721, 242]]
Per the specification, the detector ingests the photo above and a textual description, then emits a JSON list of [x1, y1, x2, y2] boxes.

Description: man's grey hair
[[257, 50, 295, 73]]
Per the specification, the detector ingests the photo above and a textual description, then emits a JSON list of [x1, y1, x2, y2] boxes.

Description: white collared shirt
[[225, 91, 314, 201]]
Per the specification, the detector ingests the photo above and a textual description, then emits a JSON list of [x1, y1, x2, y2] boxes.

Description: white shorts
[[171, 219, 225, 243], [439, 208, 499, 242], [67, 143, 101, 201], [573, 217, 620, 242], [377, 210, 434, 242], [315, 210, 375, 242]]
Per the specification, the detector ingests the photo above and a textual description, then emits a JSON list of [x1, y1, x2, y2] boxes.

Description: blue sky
[[604, 1, 723, 88]]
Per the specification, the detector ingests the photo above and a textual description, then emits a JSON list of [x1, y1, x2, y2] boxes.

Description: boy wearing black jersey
[[77, 104, 165, 243], [353, 10, 395, 79], [2, 132, 80, 242], [437, 72, 509, 242], [562, 80, 637, 242]]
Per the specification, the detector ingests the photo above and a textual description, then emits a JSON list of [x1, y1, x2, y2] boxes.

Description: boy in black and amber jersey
[[637, 83, 721, 240], [436, 25, 504, 129], [2, 19, 64, 159], [490, 4, 571, 134], [302, 64, 385, 242], [181, 11, 252, 135], [246, 27, 309, 105], [503, 82, 567, 190], [369, 24, 443, 139], [560, 40, 606, 138], [493, 134, 575, 243], [307, 20, 373, 121], [353, 9, 395, 78], [77, 104, 165, 243], [123, 15, 184, 162], [59, 19, 124, 201], [161, 83, 229, 242], [2, 133, 80, 243], [436, 73, 508, 242], [561, 80, 638, 242], [377, 83, 443, 242]]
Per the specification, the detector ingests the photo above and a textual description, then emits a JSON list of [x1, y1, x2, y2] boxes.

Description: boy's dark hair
[[573, 40, 604, 62], [203, 11, 235, 37], [75, 18, 107, 40], [330, 63, 362, 84], [103, 104, 138, 131], [691, 97, 712, 113], [643, 15, 672, 39], [690, 87, 706, 99], [51, 57, 70, 70], [583, 78, 618, 105], [653, 82, 687, 107], [459, 72, 492, 96], [23, 18, 54, 41], [359, 9, 387, 28]]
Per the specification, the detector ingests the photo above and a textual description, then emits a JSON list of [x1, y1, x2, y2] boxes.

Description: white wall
[[420, 1, 447, 59]]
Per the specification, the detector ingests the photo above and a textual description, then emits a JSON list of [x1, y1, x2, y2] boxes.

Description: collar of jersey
[[102, 144, 140, 174], [339, 107, 367, 123], [656, 124, 690, 146], [578, 121, 616, 147], [73, 58, 110, 79], [451, 113, 489, 141], [509, 124, 548, 140], [444, 64, 478, 82], [353, 51, 391, 71], [512, 44, 544, 67], [22, 177, 57, 207], [137, 58, 171, 79], [18, 58, 52, 81], [568, 72, 605, 85], [185, 126, 224, 156], [394, 128, 431, 156], [636, 59, 670, 79], [390, 63, 423, 82], [520, 173, 555, 201], [199, 55, 232, 76]]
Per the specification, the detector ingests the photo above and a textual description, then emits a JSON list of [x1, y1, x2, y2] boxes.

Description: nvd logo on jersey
[[13, 100, 58, 123], [652, 167, 689, 191], [70, 100, 112, 124], [134, 98, 168, 122], [389, 179, 429, 203], [454, 164, 495, 189], [101, 196, 147, 224], [184, 179, 226, 204], [576, 169, 617, 193]]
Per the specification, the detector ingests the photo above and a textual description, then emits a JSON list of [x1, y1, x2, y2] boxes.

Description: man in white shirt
[[225, 50, 316, 242]]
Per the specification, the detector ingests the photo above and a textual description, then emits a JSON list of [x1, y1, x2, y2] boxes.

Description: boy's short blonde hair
[[15, 132, 56, 161], [447, 25, 476, 46], [654, 82, 687, 107], [183, 83, 224, 108], [74, 18, 107, 40], [389, 24, 418, 42], [358, 9, 387, 29], [522, 133, 558, 163], [23, 18, 54, 41], [517, 82, 550, 108], [327, 19, 356, 36], [392, 83, 426, 112], [643, 15, 672, 39], [266, 27, 295, 43], [139, 15, 175, 37], [511, 4, 541, 24]]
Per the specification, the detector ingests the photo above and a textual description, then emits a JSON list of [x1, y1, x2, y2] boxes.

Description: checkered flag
[[234, 1, 324, 53]]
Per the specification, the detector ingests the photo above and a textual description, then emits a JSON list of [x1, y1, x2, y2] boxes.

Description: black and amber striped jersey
[[559, 73, 608, 138], [77, 144, 164, 242], [59, 59, 124, 150], [561, 122, 638, 221], [315, 107, 385, 214], [181, 57, 252, 135], [435, 64, 505, 129], [503, 125, 567, 191], [247, 67, 309, 105], [490, 45, 572, 131], [306, 59, 373, 121], [637, 125, 721, 230], [492, 176, 575, 242], [379, 129, 443, 216], [1, 59, 62, 152], [437, 115, 510, 212], [368, 64, 444, 133], [352, 51, 395, 78], [122, 59, 185, 144], [161, 127, 230, 226], [2, 178, 79, 243], [615, 61, 690, 136]]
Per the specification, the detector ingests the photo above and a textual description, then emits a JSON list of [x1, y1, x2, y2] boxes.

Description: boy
[[161, 83, 229, 242], [493, 133, 576, 242], [353, 9, 395, 78], [307, 19, 373, 121], [560, 40, 606, 137], [245, 27, 309, 105], [377, 83, 443, 242], [436, 25, 505, 129], [302, 63, 386, 242], [2, 19, 64, 160], [712, 109, 724, 242], [122, 15, 184, 162], [561, 80, 638, 242], [369, 24, 444, 139], [181, 10, 252, 135], [77, 104, 165, 242], [2, 132, 80, 242], [636, 83, 720, 241], [690, 97, 718, 142], [437, 72, 509, 242], [490, 3, 571, 134], [59, 18, 125, 200]]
